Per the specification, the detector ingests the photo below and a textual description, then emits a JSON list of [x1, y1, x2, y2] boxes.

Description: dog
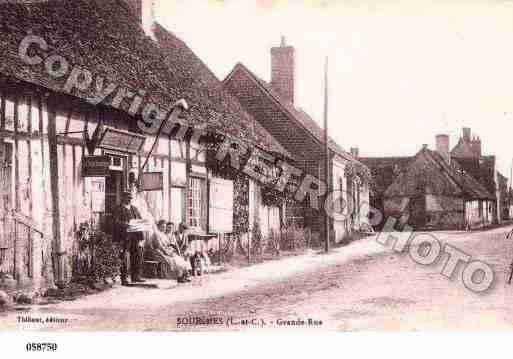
[[190, 252, 211, 276]]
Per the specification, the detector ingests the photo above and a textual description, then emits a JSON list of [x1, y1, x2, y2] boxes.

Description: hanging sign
[[139, 172, 164, 191], [99, 126, 146, 154], [82, 156, 110, 177]]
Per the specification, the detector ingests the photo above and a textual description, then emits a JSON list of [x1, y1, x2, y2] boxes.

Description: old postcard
[[1, 1, 513, 351]]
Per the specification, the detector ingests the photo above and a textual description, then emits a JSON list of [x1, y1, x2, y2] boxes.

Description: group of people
[[145, 220, 193, 283], [114, 191, 195, 286]]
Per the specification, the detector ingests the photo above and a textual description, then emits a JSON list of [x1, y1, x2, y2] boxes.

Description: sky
[[155, 0, 513, 177]]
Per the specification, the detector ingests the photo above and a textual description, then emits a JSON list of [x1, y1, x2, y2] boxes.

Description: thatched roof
[[452, 156, 496, 196], [385, 147, 494, 200], [0, 0, 291, 158], [359, 156, 413, 196]]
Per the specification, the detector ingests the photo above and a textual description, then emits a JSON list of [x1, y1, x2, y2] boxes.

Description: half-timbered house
[[0, 0, 293, 290]]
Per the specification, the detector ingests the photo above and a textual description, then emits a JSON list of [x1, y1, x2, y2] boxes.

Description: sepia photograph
[[1, 0, 513, 355]]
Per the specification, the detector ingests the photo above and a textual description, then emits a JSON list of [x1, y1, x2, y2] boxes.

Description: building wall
[[425, 195, 465, 229], [384, 196, 409, 215], [248, 180, 281, 238], [224, 69, 370, 239], [331, 159, 347, 242], [225, 68, 329, 234], [0, 79, 290, 286], [385, 194, 466, 229], [465, 199, 493, 229], [0, 81, 54, 289], [384, 193, 495, 230]]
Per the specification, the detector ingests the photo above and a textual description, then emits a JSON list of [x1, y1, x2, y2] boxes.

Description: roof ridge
[[0, 0, 291, 158], [425, 149, 494, 199], [225, 62, 359, 162]]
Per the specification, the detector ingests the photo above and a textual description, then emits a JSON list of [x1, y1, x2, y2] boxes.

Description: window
[[188, 177, 205, 229]]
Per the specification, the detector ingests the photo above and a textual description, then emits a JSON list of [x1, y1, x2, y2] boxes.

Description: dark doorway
[[101, 153, 127, 234]]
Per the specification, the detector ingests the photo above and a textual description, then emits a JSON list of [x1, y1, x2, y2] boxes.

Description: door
[[101, 153, 127, 234]]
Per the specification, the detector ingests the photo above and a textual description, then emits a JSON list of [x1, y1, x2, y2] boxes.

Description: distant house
[[384, 145, 494, 230], [223, 38, 371, 242], [361, 129, 506, 230], [358, 156, 413, 228], [0, 0, 293, 289], [451, 127, 509, 222]]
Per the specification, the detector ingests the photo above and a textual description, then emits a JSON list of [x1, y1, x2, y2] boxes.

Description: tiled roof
[[385, 148, 495, 200], [0, 0, 291, 158], [225, 63, 360, 164]]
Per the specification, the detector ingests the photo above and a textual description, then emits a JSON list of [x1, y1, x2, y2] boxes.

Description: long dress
[[144, 229, 191, 279]]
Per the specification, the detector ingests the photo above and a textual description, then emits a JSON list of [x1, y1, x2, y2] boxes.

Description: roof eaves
[[224, 62, 350, 159]]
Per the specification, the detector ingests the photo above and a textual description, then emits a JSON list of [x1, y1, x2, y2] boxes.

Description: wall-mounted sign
[[139, 172, 163, 191], [90, 178, 106, 212], [82, 155, 110, 177], [170, 161, 186, 187], [99, 126, 146, 154]]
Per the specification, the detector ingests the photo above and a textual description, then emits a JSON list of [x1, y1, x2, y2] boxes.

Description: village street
[[2, 225, 513, 331]]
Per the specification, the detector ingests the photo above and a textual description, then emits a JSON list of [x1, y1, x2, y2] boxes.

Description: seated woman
[[174, 222, 190, 256], [145, 220, 191, 283], [164, 222, 181, 256]]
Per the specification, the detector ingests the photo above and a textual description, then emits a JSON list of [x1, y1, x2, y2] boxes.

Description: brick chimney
[[471, 136, 482, 157], [122, 0, 156, 38], [435, 134, 450, 163], [462, 127, 471, 142], [350, 147, 359, 158], [271, 36, 295, 104]]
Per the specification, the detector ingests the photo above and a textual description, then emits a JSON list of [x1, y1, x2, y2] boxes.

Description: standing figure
[[114, 191, 146, 286]]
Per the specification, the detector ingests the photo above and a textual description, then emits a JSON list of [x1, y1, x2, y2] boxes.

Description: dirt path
[[2, 225, 513, 331]]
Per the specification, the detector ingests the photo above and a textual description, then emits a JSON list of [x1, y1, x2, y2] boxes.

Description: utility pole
[[324, 56, 330, 253], [508, 158, 513, 219]]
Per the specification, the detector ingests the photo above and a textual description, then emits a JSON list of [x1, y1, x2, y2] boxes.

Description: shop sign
[[139, 172, 163, 191], [82, 156, 110, 177], [90, 178, 106, 213], [99, 126, 146, 154]]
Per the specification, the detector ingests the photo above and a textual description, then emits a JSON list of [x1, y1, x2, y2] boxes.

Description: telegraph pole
[[509, 158, 513, 219], [324, 56, 330, 253]]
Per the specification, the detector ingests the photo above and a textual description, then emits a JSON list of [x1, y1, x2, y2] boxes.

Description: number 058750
[[26, 343, 58, 352]]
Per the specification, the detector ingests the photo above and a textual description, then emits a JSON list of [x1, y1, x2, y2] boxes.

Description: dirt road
[[2, 225, 513, 331]]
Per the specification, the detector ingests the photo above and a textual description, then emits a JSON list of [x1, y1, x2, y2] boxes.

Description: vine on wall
[[204, 133, 292, 233], [232, 174, 249, 234], [344, 162, 373, 187]]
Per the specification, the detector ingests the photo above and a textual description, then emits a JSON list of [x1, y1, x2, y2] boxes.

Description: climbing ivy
[[344, 162, 373, 186]]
